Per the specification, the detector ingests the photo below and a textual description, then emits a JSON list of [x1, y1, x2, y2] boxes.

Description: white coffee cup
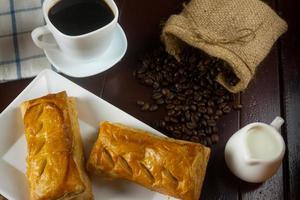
[[31, 0, 119, 61]]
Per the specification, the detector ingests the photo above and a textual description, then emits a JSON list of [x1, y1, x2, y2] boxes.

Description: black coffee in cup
[[48, 0, 114, 36]]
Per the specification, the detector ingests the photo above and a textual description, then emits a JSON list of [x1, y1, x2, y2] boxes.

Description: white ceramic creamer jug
[[224, 117, 285, 183]]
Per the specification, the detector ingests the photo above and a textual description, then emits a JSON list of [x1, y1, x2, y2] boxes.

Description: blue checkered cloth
[[0, 0, 54, 82]]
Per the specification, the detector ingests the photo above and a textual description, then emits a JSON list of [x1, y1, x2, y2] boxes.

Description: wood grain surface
[[0, 0, 299, 199], [278, 0, 300, 199]]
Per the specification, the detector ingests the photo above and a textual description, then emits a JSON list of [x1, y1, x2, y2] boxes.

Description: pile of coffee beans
[[133, 46, 241, 146]]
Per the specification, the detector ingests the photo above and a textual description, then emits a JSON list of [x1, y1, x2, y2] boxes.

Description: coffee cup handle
[[31, 26, 57, 49]]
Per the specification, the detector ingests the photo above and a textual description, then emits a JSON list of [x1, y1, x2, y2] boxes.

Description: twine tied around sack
[[183, 4, 262, 46]]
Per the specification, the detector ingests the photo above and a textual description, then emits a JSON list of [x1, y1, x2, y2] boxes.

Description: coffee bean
[[152, 92, 162, 100], [217, 98, 224, 104], [141, 103, 150, 111], [168, 126, 174, 131], [164, 116, 170, 122], [192, 130, 198, 136], [145, 78, 153, 86], [213, 126, 218, 133], [186, 122, 197, 129], [198, 107, 207, 113], [173, 100, 181, 105], [194, 95, 202, 102], [211, 134, 219, 143], [165, 99, 172, 104], [203, 114, 210, 120], [133, 45, 239, 145], [234, 104, 243, 110], [149, 104, 158, 111], [137, 100, 145, 106], [219, 102, 227, 109], [191, 114, 199, 123], [166, 104, 175, 109], [207, 107, 214, 115], [180, 117, 186, 122], [198, 131, 205, 136], [152, 82, 160, 89], [170, 117, 178, 123], [133, 70, 137, 77], [182, 125, 189, 134], [137, 67, 146, 74], [162, 88, 169, 96], [185, 111, 191, 121], [206, 127, 212, 135], [175, 105, 182, 111], [223, 106, 231, 113], [216, 109, 223, 116], [185, 89, 193, 95], [184, 105, 189, 111], [190, 105, 197, 111], [207, 100, 214, 107], [198, 102, 206, 106], [202, 139, 207, 146], [207, 119, 216, 127], [165, 91, 173, 98], [168, 110, 176, 116], [193, 85, 200, 90], [156, 98, 164, 105], [177, 95, 185, 101]]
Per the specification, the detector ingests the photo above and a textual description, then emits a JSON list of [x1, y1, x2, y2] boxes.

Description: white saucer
[[43, 24, 127, 78]]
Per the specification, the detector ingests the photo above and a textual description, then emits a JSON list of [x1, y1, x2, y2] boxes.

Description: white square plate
[[0, 69, 177, 200]]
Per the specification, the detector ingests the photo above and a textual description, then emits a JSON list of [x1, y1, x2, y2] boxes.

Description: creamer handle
[[270, 116, 285, 131]]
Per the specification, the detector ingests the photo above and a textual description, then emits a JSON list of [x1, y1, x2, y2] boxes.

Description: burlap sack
[[161, 0, 287, 93]]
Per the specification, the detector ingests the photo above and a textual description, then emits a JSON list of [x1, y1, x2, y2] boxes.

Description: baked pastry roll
[[87, 121, 210, 200], [21, 91, 93, 200]]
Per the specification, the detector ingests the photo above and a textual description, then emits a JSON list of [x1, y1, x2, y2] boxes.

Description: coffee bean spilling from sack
[[133, 46, 241, 146]]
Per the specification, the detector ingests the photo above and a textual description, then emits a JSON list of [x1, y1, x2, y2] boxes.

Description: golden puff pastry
[[87, 121, 211, 200], [21, 91, 93, 200]]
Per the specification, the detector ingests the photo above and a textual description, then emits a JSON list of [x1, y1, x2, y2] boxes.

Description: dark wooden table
[[1, 0, 299, 199]]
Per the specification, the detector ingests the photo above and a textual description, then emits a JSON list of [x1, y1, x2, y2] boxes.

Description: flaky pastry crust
[[87, 121, 210, 200], [21, 91, 93, 200]]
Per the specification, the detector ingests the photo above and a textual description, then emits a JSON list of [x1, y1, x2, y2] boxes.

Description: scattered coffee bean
[[207, 107, 214, 115], [216, 109, 223, 116], [223, 106, 231, 113], [198, 107, 207, 113], [162, 88, 169, 96], [156, 98, 164, 105], [207, 119, 217, 127], [211, 134, 219, 143], [168, 110, 176, 116], [152, 92, 162, 100], [137, 100, 145, 106], [153, 82, 160, 89], [141, 103, 150, 111], [234, 104, 243, 110], [133, 45, 241, 146], [170, 117, 178, 123], [149, 104, 158, 112], [145, 78, 153, 86], [166, 104, 175, 109]]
